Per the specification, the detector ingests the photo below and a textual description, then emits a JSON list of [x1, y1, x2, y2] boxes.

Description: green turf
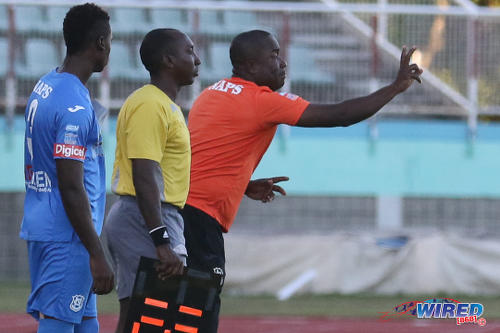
[[2, 282, 500, 319], [0, 281, 120, 314], [220, 293, 500, 319]]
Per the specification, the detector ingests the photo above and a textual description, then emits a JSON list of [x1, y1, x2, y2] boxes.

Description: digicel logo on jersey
[[53, 143, 86, 160]]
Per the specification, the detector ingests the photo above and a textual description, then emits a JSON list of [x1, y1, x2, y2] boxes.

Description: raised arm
[[56, 159, 114, 295], [296, 46, 423, 128]]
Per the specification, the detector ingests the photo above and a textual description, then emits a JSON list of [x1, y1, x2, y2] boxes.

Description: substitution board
[[124, 257, 220, 333]]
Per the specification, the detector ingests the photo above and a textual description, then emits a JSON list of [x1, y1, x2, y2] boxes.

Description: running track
[[1, 314, 497, 332]]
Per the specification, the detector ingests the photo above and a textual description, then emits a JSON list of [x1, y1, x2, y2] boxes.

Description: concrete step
[[314, 49, 371, 62], [292, 33, 361, 49]]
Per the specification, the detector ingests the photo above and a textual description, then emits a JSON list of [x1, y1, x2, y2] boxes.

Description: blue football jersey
[[20, 69, 106, 241]]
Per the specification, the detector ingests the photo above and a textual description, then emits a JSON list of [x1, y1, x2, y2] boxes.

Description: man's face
[[102, 30, 112, 67], [253, 35, 287, 91], [171, 33, 201, 86]]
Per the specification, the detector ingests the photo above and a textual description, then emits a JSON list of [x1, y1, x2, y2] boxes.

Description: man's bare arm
[[131, 158, 184, 277], [296, 46, 423, 128], [56, 159, 114, 295]]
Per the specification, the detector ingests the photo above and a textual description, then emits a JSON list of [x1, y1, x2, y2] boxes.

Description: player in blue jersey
[[20, 4, 114, 333]]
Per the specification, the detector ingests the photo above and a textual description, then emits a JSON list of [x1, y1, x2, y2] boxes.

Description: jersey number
[[26, 99, 39, 161]]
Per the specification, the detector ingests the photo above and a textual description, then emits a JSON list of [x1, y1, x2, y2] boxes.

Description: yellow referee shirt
[[111, 84, 191, 208]]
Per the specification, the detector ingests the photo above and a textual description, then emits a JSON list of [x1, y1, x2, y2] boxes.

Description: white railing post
[[466, 17, 478, 142], [454, 0, 480, 142], [378, 0, 388, 40]]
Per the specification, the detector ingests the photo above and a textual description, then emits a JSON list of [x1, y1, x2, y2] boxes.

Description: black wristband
[[149, 226, 170, 247]]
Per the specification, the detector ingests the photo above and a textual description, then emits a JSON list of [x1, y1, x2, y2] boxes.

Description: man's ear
[[161, 53, 175, 69], [96, 36, 105, 51]]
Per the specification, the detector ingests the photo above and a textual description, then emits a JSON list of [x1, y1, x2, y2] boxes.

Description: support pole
[[5, 5, 17, 132], [466, 18, 478, 142]]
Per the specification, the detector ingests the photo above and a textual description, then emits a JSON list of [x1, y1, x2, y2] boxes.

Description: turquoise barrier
[[255, 135, 500, 197], [3, 116, 500, 196], [0, 118, 118, 191]]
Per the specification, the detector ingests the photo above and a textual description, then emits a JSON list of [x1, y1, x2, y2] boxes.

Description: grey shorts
[[103, 196, 187, 300]]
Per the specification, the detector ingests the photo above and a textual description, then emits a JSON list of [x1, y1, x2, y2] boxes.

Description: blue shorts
[[26, 235, 96, 324]]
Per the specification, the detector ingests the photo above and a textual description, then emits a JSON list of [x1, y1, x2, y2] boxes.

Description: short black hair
[[63, 3, 110, 55], [230, 30, 272, 70], [140, 29, 184, 73]]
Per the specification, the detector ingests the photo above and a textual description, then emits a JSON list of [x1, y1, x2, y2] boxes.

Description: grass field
[[2, 281, 500, 319]]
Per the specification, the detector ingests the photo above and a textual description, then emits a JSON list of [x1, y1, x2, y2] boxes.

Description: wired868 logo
[[379, 298, 487, 327]]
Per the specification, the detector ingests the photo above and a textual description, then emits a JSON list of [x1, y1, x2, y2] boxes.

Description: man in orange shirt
[[183, 30, 422, 332]]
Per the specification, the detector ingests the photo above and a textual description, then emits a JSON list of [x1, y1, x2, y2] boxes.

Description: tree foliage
[[472, 0, 500, 6]]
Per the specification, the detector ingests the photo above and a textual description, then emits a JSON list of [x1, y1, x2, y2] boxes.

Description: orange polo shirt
[[187, 77, 310, 232]]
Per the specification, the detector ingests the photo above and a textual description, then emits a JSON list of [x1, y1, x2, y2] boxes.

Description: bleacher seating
[[288, 45, 335, 84], [200, 42, 232, 82], [110, 8, 150, 35], [108, 40, 148, 80], [16, 39, 60, 79], [198, 11, 221, 36], [4, 5, 335, 104], [193, 10, 271, 37], [134, 42, 148, 76], [46, 6, 69, 33], [5, 5, 274, 40], [0, 38, 7, 77], [1, 5, 382, 113], [200, 42, 334, 86], [0, 5, 8, 32], [150, 8, 190, 32], [224, 11, 262, 35], [13, 6, 45, 33], [0, 3, 489, 123]]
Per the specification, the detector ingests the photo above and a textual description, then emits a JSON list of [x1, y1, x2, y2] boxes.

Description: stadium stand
[[0, 38, 7, 78], [198, 10, 221, 36], [110, 7, 150, 35], [224, 11, 262, 35], [46, 6, 69, 33], [288, 45, 336, 84], [200, 42, 232, 82], [150, 8, 191, 32], [108, 40, 148, 81], [0, 5, 7, 33], [13, 5, 44, 33], [16, 38, 60, 79], [0, 2, 495, 117]]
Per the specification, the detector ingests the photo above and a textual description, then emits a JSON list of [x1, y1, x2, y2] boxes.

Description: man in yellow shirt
[[104, 28, 200, 333]]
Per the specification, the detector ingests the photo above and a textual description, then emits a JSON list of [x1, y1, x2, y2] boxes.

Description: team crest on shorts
[[70, 295, 85, 312], [213, 267, 225, 286]]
